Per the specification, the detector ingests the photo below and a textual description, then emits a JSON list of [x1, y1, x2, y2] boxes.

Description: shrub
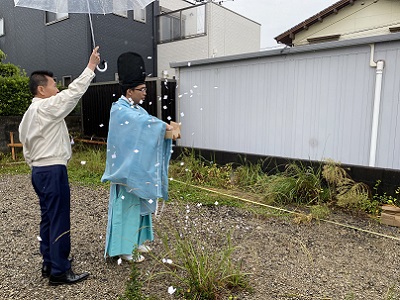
[[0, 75, 31, 115], [0, 51, 31, 116]]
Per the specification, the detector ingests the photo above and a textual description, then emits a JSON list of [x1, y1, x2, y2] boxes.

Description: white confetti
[[200, 108, 203, 111], [163, 95, 168, 100], [188, 62, 191, 67], [180, 162, 185, 166], [180, 112, 185, 117], [190, 89, 193, 93], [178, 94, 183, 98], [169, 177, 174, 181], [148, 199, 154, 204], [112, 153, 117, 159], [149, 101, 152, 105], [197, 203, 202, 207], [121, 196, 125, 200], [100, 235, 102, 239], [133, 149, 139, 153], [163, 258, 173, 265], [117, 258, 122, 265], [215, 201, 219, 206], [193, 85, 198, 88], [167, 116, 172, 120], [155, 163, 160, 167], [214, 86, 219, 89], [37, 236, 42, 242], [147, 56, 152, 59], [139, 100, 144, 104], [113, 94, 116, 97], [99, 124, 104, 127], [81, 161, 86, 165], [163, 105, 168, 110]]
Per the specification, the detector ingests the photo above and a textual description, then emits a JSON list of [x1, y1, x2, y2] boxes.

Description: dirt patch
[[1, 174, 400, 299]]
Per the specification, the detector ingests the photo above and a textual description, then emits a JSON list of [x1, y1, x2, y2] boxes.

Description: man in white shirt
[[19, 47, 100, 286]]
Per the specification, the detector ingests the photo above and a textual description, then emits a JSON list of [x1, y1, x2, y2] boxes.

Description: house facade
[[157, 0, 261, 78], [275, 0, 400, 46], [0, 0, 158, 84]]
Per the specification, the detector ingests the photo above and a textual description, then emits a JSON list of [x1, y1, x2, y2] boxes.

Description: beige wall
[[209, 4, 260, 57], [294, 0, 400, 45], [158, 36, 209, 79], [157, 2, 261, 78]]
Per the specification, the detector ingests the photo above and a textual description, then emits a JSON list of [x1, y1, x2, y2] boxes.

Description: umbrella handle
[[96, 60, 108, 72]]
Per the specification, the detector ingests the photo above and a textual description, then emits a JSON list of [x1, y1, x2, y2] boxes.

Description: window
[[158, 5, 206, 43], [134, 8, 146, 23], [62, 76, 72, 87], [45, 12, 68, 24], [0, 18, 4, 36], [307, 34, 340, 44]]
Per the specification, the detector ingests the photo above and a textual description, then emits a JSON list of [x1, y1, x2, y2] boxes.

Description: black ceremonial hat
[[117, 52, 146, 89]]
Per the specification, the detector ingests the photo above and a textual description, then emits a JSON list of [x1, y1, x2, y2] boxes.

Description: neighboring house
[[0, 0, 158, 84], [275, 0, 400, 46], [157, 0, 261, 78]]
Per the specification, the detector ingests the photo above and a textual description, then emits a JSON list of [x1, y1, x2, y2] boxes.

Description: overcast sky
[[221, 0, 339, 49]]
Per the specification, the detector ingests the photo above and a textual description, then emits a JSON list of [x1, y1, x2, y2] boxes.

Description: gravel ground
[[1, 174, 400, 300]]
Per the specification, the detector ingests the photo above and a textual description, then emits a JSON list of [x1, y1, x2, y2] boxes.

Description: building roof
[[275, 0, 358, 46]]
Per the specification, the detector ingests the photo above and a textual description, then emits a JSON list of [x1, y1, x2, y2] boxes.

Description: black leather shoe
[[42, 265, 51, 278], [49, 269, 89, 286], [41, 256, 74, 278]]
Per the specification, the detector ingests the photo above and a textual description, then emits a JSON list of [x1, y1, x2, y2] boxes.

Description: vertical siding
[[375, 41, 400, 169], [177, 44, 392, 168]]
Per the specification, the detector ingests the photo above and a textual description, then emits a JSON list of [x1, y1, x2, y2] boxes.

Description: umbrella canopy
[[13, 0, 156, 14]]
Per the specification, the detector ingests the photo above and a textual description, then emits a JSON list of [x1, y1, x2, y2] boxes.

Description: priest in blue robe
[[102, 52, 174, 262]]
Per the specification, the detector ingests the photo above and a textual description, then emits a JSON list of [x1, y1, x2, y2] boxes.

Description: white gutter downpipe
[[369, 44, 385, 167]]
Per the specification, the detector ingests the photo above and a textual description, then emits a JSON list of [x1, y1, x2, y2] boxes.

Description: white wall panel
[[176, 43, 398, 168]]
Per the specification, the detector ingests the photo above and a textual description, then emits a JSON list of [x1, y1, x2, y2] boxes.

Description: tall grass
[[142, 204, 250, 300], [169, 149, 233, 189]]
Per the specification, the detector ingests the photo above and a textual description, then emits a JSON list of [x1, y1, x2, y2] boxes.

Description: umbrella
[[13, 0, 157, 71]]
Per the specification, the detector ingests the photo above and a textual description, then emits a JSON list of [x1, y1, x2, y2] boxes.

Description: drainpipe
[[369, 43, 385, 167]]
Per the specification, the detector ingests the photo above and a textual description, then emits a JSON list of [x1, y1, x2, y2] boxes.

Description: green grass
[[67, 144, 107, 186]]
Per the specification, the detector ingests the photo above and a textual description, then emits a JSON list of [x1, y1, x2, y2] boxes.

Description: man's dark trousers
[[32, 165, 71, 276]]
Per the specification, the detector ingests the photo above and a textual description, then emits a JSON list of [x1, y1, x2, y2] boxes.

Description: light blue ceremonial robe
[[102, 98, 172, 257]]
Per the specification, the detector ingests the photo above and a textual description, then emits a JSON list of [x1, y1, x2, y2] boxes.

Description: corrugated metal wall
[[175, 37, 400, 170]]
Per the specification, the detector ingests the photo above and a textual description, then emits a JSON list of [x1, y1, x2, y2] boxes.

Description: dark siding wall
[[0, 1, 89, 81], [81, 80, 176, 138], [0, 1, 156, 83]]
